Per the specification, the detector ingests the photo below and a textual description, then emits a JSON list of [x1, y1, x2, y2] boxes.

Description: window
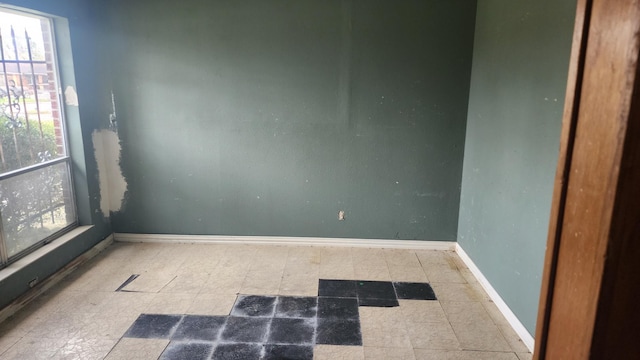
[[0, 8, 76, 267]]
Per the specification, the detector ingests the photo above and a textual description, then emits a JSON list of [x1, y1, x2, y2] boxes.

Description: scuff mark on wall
[[93, 129, 127, 216]]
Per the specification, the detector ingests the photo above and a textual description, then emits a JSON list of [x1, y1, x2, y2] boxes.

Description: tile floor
[[0, 242, 532, 359]]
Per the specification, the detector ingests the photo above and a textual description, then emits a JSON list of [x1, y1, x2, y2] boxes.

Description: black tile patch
[[357, 297, 399, 307], [268, 318, 315, 345], [315, 319, 362, 346], [171, 315, 226, 341], [212, 343, 263, 360], [231, 295, 276, 317], [160, 341, 213, 360], [275, 297, 317, 318], [124, 314, 183, 339], [393, 282, 437, 300], [263, 344, 313, 360], [318, 279, 357, 298], [356, 280, 397, 300], [220, 316, 271, 343], [317, 297, 359, 319]]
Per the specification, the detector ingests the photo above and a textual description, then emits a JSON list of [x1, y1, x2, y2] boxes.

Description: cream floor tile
[[423, 268, 466, 284], [121, 273, 177, 293], [398, 300, 448, 324], [0, 337, 19, 357], [144, 293, 195, 314], [101, 292, 156, 316], [415, 250, 452, 267], [448, 321, 512, 352], [413, 350, 519, 360], [319, 263, 356, 279], [430, 283, 483, 302], [384, 249, 421, 267], [104, 338, 169, 360], [159, 273, 209, 294], [351, 248, 387, 267], [53, 337, 118, 360], [54, 291, 116, 314], [498, 324, 530, 353], [186, 293, 237, 315], [200, 272, 246, 295], [240, 269, 283, 295], [441, 301, 493, 324], [517, 352, 532, 360], [314, 345, 364, 360], [405, 321, 460, 350], [279, 275, 319, 296], [0, 336, 69, 360], [77, 311, 140, 340], [26, 312, 95, 340], [364, 346, 417, 360], [0, 310, 50, 338], [389, 265, 429, 282], [360, 308, 412, 348], [354, 265, 391, 281], [283, 263, 320, 278]]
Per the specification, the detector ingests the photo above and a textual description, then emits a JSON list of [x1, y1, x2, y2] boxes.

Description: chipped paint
[[93, 129, 127, 215]]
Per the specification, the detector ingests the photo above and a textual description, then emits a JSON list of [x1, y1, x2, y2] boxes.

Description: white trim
[[455, 243, 535, 352], [0, 230, 113, 323], [113, 233, 456, 250]]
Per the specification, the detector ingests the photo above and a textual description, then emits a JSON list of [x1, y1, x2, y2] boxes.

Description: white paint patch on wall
[[93, 129, 127, 215], [64, 86, 79, 106]]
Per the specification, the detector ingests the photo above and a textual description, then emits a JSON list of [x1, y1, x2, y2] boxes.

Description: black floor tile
[[315, 319, 362, 346], [160, 341, 213, 360], [393, 282, 437, 300], [220, 316, 271, 343], [357, 297, 399, 307], [231, 295, 276, 317], [317, 297, 359, 319], [263, 344, 313, 360], [211, 343, 263, 360], [171, 315, 226, 341], [267, 318, 315, 345], [356, 280, 396, 300], [318, 279, 357, 298], [124, 314, 183, 339], [275, 297, 317, 318]]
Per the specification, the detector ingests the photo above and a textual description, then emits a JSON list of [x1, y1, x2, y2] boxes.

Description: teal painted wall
[[108, 0, 477, 240], [0, 0, 113, 309], [457, 0, 575, 334]]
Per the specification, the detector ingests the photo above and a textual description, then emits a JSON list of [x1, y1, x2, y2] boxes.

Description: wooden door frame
[[534, 0, 640, 358]]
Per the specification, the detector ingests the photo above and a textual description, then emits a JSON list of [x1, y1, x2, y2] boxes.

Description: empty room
[[1, 0, 639, 359]]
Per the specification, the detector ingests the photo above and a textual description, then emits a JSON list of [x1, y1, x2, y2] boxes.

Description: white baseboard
[[0, 231, 113, 323], [455, 243, 535, 352], [113, 233, 456, 250]]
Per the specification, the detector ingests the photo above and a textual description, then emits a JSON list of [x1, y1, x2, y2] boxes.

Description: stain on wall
[[107, 0, 477, 240], [457, 0, 575, 334]]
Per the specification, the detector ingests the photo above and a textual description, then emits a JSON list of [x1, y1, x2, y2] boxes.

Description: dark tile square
[[393, 282, 437, 300], [171, 315, 226, 341], [356, 280, 396, 300], [220, 316, 270, 343], [275, 297, 317, 318], [212, 343, 262, 360], [124, 314, 183, 339], [317, 297, 359, 319], [263, 344, 313, 360], [160, 341, 213, 360], [231, 295, 276, 317], [357, 297, 399, 307], [318, 279, 357, 298], [315, 319, 362, 346], [267, 318, 315, 345]]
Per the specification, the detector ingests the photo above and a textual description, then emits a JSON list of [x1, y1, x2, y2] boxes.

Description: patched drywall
[[93, 129, 127, 215]]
